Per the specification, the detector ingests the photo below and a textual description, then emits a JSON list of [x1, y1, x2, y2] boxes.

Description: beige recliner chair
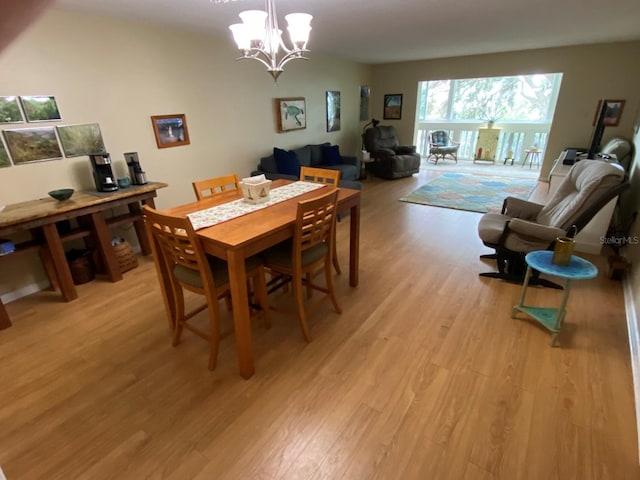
[[477, 159, 628, 287]]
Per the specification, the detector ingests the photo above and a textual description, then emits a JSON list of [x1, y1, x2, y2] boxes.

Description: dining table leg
[[349, 203, 360, 287], [226, 248, 255, 379]]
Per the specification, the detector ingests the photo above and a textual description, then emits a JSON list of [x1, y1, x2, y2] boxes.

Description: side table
[[512, 250, 598, 346], [360, 158, 375, 180], [521, 149, 541, 169]]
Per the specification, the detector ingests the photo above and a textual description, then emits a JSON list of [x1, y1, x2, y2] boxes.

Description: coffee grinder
[[124, 152, 147, 185], [89, 152, 118, 192]]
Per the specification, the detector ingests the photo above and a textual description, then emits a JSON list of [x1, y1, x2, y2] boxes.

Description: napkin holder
[[239, 177, 272, 204]]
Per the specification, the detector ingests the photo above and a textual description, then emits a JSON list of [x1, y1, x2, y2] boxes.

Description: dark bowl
[[48, 188, 74, 201]]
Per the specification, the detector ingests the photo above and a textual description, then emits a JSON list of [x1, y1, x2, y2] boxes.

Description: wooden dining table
[[160, 179, 361, 378]]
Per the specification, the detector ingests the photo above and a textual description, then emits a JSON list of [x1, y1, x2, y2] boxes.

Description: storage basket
[[239, 179, 272, 204], [112, 239, 138, 273], [67, 250, 95, 285]]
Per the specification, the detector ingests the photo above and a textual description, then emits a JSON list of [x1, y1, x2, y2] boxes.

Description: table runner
[[187, 181, 325, 230]]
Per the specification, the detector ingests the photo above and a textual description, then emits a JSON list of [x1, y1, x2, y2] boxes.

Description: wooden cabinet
[[474, 128, 501, 163]]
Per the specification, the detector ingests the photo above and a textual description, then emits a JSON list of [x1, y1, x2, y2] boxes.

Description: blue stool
[[512, 250, 598, 346]]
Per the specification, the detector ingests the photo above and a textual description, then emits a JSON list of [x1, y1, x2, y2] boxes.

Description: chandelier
[[227, 0, 312, 81]]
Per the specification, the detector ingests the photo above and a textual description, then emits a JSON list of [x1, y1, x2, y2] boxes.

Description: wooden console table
[[0, 182, 168, 329]]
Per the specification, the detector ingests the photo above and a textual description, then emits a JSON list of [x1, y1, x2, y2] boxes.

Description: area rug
[[399, 172, 537, 213]]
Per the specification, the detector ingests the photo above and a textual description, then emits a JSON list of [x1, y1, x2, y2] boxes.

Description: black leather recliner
[[362, 125, 421, 179]]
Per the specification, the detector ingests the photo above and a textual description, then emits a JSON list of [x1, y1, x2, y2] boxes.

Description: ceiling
[[54, 0, 640, 64]]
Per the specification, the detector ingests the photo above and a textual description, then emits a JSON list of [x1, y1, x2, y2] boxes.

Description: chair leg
[[292, 275, 312, 342], [332, 250, 342, 275], [172, 287, 186, 346], [255, 267, 271, 329], [205, 294, 222, 370], [325, 257, 342, 314]]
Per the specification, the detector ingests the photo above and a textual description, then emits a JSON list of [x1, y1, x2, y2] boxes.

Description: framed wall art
[[57, 123, 106, 157], [276, 97, 306, 132], [326, 91, 341, 132], [0, 139, 11, 167], [19, 95, 62, 122], [151, 114, 190, 148], [0, 96, 24, 124], [2, 127, 63, 164], [593, 99, 625, 127], [383, 93, 403, 120], [359, 85, 370, 122]]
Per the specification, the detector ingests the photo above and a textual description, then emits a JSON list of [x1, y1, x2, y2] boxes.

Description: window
[[417, 73, 562, 124]]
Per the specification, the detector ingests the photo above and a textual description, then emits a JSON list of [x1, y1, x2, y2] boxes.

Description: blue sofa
[[252, 142, 361, 189]]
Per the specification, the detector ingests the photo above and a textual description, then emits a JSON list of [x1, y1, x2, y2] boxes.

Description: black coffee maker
[[124, 152, 147, 185], [89, 152, 118, 192]]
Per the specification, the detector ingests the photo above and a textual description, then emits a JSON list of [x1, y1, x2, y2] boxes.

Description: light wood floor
[[1, 170, 638, 479]]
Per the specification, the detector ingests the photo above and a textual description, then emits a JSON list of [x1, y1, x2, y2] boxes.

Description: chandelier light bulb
[[227, 0, 312, 81]]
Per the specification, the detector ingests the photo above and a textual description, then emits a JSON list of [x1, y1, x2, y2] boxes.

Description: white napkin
[[242, 174, 267, 184]]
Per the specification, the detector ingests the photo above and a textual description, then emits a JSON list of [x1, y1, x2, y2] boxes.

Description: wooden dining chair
[[192, 173, 240, 201], [262, 189, 341, 341], [142, 205, 270, 370], [299, 166, 342, 274]]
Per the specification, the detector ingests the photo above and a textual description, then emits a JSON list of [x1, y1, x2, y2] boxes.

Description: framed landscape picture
[[0, 139, 11, 167], [359, 85, 370, 121], [2, 127, 63, 164], [151, 114, 190, 148], [593, 99, 625, 127], [57, 123, 106, 157], [0, 96, 24, 124], [383, 93, 403, 120], [276, 97, 306, 132], [326, 91, 340, 132], [20, 95, 62, 122]]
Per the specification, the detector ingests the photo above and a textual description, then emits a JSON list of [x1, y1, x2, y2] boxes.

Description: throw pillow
[[321, 145, 342, 166], [273, 147, 300, 176]]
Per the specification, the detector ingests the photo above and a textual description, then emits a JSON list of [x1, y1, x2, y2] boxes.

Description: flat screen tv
[[587, 100, 608, 159]]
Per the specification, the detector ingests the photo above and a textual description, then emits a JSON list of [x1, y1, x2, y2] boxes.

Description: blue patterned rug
[[400, 173, 537, 213]]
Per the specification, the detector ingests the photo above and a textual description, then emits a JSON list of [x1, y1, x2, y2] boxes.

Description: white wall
[[367, 42, 640, 179], [0, 9, 370, 298]]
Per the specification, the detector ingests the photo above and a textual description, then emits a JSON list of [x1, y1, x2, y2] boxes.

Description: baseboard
[[623, 276, 640, 463], [0, 280, 50, 304], [1, 244, 142, 305]]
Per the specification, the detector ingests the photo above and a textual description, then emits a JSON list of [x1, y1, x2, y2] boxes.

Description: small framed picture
[[0, 138, 11, 167], [593, 99, 625, 127], [151, 114, 190, 148], [2, 127, 63, 164], [276, 97, 306, 132], [0, 96, 24, 124], [56, 123, 106, 157], [383, 93, 403, 120], [326, 91, 340, 132], [359, 85, 370, 122], [19, 95, 62, 122]]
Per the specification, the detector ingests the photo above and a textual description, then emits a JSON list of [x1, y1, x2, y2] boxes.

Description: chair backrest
[[363, 125, 400, 152], [537, 159, 627, 231], [300, 166, 340, 188], [601, 137, 634, 171], [294, 189, 338, 259], [429, 130, 451, 146], [192, 174, 240, 201], [142, 205, 216, 293]]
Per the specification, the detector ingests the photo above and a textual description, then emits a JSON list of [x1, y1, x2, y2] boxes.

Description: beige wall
[[2, 9, 640, 304], [369, 42, 640, 179], [0, 9, 371, 298]]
